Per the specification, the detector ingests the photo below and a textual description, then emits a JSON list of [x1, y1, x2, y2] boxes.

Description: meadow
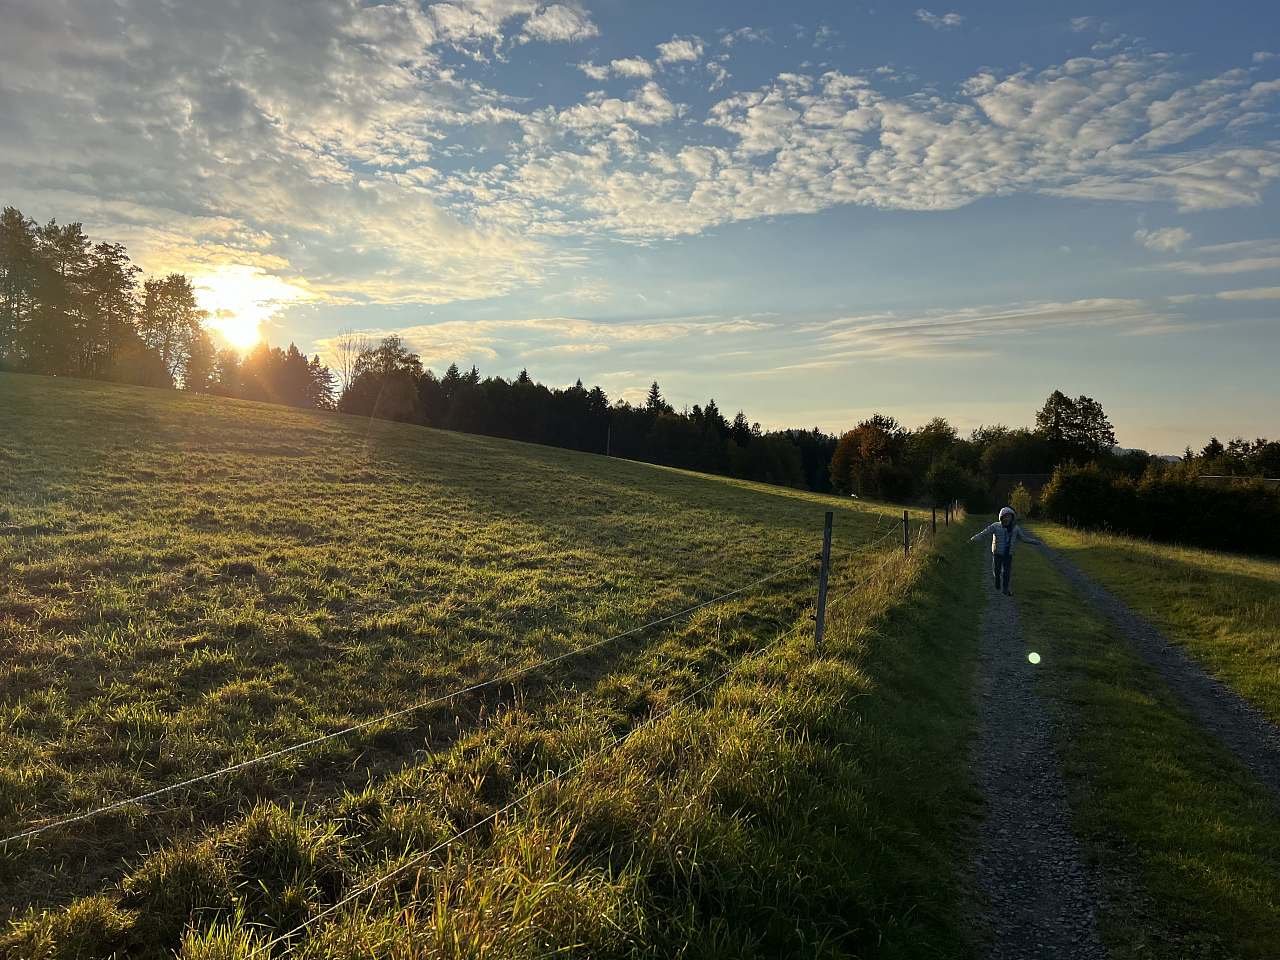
[[0, 374, 981, 959], [1034, 524, 1280, 723]]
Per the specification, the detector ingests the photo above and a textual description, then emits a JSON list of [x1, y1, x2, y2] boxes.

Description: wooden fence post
[[902, 509, 910, 556], [814, 511, 833, 652]]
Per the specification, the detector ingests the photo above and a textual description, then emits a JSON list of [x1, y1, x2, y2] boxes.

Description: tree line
[[6, 206, 1276, 511], [0, 206, 334, 407]]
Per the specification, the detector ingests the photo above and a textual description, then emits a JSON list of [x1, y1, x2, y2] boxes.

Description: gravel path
[[1042, 547, 1280, 800], [971, 554, 1107, 960]]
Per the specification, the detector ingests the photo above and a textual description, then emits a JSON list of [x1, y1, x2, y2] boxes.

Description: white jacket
[[970, 515, 1040, 555]]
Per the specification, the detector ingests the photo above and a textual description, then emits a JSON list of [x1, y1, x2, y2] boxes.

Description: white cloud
[[717, 297, 1188, 376], [721, 27, 770, 47], [1134, 226, 1191, 252], [1254, 51, 1277, 63], [1215, 286, 1280, 300], [1069, 16, 1106, 33], [0, 0, 556, 307], [577, 61, 610, 81], [5, 2, 1278, 316], [610, 57, 654, 78], [1153, 240, 1280, 275], [707, 60, 731, 92], [656, 36, 704, 65], [316, 314, 772, 371], [520, 4, 599, 43], [915, 9, 965, 30], [435, 48, 1280, 244], [813, 25, 840, 49], [552, 81, 680, 132]]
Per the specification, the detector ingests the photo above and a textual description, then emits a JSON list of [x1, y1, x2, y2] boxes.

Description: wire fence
[[246, 509, 947, 956], [247, 615, 810, 958], [5, 504, 960, 958], [3, 541, 823, 847]]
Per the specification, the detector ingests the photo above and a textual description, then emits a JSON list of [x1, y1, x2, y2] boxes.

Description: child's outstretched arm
[[1017, 526, 1042, 545], [969, 522, 996, 543]]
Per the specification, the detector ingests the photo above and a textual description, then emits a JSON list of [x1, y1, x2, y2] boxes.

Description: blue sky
[[2, 0, 1278, 451]]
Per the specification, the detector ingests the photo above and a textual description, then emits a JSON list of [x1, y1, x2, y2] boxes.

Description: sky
[[2, 0, 1278, 452]]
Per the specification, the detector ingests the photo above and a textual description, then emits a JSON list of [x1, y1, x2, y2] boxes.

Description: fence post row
[[814, 510, 833, 652]]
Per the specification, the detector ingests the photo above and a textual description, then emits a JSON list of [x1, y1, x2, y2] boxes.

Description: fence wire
[[247, 617, 808, 959], [2, 547, 818, 847]]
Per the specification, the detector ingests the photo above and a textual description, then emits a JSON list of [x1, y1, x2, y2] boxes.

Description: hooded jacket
[[970, 507, 1041, 556]]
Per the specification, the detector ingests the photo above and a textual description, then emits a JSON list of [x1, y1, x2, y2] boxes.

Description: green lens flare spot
[[1028, 651, 1041, 665]]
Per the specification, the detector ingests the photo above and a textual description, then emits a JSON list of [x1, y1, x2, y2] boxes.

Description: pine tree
[[645, 380, 664, 413]]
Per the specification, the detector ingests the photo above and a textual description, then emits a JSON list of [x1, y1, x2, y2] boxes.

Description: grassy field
[[1034, 524, 1280, 724], [1016, 545, 1280, 959], [0, 374, 982, 959]]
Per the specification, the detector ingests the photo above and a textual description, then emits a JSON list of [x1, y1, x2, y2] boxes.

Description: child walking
[[970, 506, 1040, 596]]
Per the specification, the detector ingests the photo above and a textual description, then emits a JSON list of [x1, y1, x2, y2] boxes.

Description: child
[[970, 506, 1040, 596]]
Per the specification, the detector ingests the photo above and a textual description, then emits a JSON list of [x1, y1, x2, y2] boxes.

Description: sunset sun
[[193, 265, 309, 351]]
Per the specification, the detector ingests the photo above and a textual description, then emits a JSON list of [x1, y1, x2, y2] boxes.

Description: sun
[[193, 265, 310, 352]]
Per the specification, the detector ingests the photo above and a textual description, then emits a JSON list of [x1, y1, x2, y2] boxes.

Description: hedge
[[1040, 464, 1280, 556]]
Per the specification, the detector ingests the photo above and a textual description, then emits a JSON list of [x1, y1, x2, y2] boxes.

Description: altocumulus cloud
[[441, 47, 1280, 241], [3, 0, 1278, 313]]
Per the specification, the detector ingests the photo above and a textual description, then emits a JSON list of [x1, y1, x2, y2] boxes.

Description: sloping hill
[[0, 373, 980, 959]]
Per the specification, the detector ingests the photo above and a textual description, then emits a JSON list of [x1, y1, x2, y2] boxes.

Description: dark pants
[[992, 553, 1013, 592]]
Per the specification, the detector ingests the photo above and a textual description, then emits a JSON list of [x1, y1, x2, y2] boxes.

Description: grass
[[1034, 523, 1280, 724], [1015, 545, 1280, 959], [0, 373, 984, 958]]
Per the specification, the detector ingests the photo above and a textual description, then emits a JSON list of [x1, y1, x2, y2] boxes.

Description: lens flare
[[1028, 651, 1041, 665]]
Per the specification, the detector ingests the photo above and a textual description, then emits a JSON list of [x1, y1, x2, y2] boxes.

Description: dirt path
[[1042, 548, 1280, 799], [971, 554, 1107, 959]]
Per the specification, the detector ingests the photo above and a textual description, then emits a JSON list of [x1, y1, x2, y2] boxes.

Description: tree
[[79, 241, 140, 377], [330, 329, 372, 395], [980, 430, 1056, 476], [352, 334, 422, 379], [829, 414, 906, 496], [1034, 390, 1116, 461], [183, 328, 217, 392], [645, 380, 667, 414], [138, 274, 205, 385], [925, 457, 976, 507], [0, 207, 38, 368], [906, 416, 959, 474]]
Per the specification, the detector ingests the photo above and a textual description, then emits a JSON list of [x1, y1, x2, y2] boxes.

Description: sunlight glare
[[194, 265, 310, 351]]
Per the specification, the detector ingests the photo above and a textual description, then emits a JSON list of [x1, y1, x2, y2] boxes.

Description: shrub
[[1009, 482, 1034, 519], [1041, 464, 1280, 556]]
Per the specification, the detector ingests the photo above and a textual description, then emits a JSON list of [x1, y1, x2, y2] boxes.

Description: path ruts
[[1043, 547, 1280, 800], [971, 553, 1107, 959]]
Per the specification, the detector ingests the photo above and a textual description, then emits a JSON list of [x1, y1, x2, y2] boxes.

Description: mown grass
[[1016, 546, 1280, 959], [1034, 523, 1280, 724], [1, 373, 981, 957]]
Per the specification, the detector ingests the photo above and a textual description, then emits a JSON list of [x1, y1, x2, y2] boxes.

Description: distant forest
[[4, 205, 1278, 508]]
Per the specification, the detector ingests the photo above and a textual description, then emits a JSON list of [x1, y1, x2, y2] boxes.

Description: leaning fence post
[[902, 509, 910, 556], [814, 511, 833, 652]]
